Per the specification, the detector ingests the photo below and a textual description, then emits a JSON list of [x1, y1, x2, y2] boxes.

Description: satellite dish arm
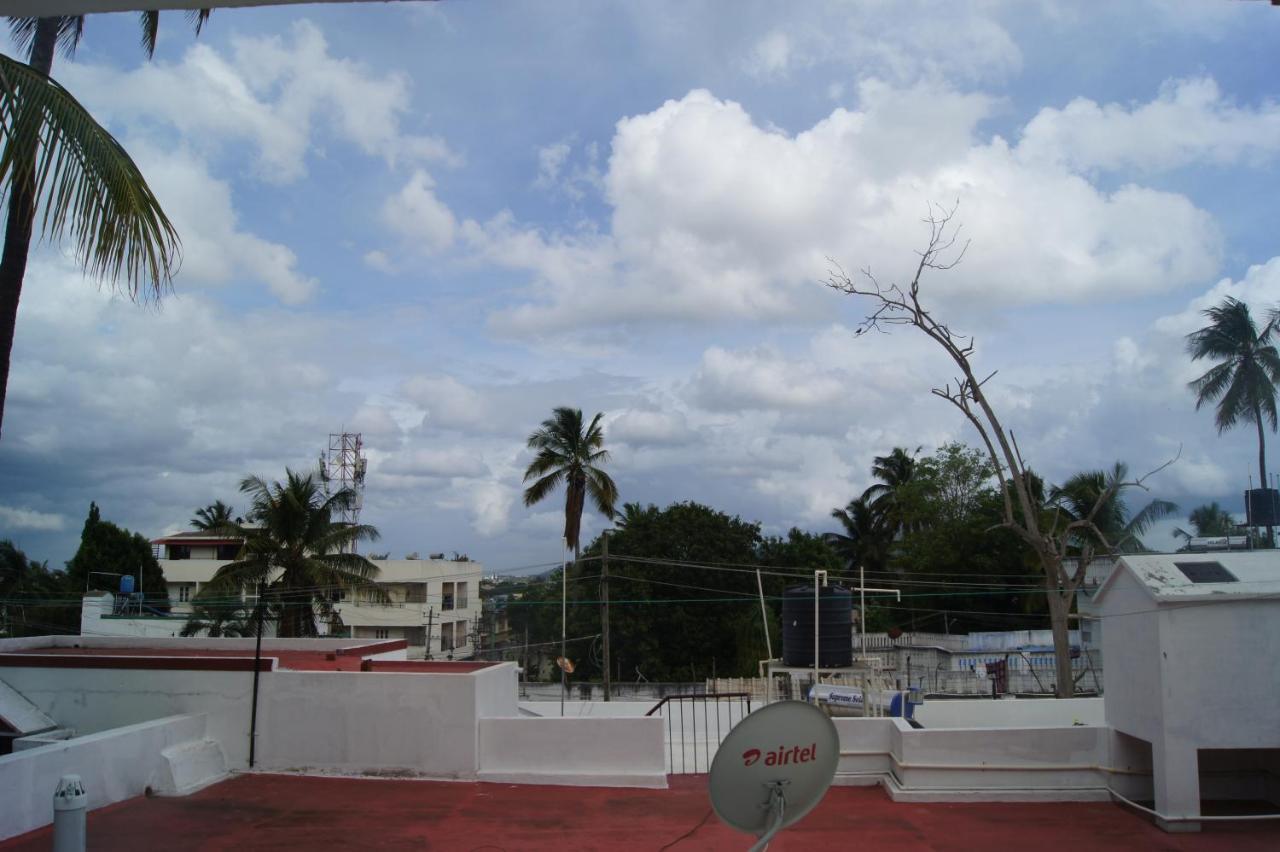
[[749, 782, 788, 852]]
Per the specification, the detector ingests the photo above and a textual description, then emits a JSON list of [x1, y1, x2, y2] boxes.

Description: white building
[[1093, 551, 1280, 831], [151, 532, 482, 658]]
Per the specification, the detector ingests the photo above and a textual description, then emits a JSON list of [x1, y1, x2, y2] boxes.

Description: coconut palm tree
[[190, 500, 237, 531], [179, 589, 253, 638], [0, 11, 209, 437], [204, 469, 388, 638], [1047, 463, 1178, 555], [522, 407, 618, 558], [825, 497, 891, 574], [1173, 501, 1237, 541], [1187, 297, 1280, 541], [861, 447, 919, 536]]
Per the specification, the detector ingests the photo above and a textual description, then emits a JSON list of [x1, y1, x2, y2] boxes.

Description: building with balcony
[[151, 533, 482, 658]]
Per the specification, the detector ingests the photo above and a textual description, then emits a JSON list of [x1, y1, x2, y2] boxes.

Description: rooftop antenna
[[708, 701, 839, 851], [321, 431, 367, 551]]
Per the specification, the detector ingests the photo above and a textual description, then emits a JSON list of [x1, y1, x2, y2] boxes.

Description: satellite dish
[[556, 656, 575, 674], [708, 700, 839, 850]]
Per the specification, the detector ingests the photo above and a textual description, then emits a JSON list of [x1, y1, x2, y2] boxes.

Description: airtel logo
[[741, 743, 818, 767]]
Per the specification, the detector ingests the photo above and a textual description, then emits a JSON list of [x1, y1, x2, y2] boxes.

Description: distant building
[[148, 532, 483, 658]]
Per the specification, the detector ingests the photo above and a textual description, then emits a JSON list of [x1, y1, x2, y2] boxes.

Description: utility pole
[[425, 607, 434, 660], [561, 537, 567, 718], [248, 580, 265, 768], [601, 530, 611, 702]]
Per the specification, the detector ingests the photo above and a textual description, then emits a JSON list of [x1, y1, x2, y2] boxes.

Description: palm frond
[[0, 55, 179, 298]]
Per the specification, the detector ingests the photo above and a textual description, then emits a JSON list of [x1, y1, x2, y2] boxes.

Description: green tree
[[204, 470, 387, 637], [862, 446, 920, 536], [1, 538, 73, 636], [891, 444, 1040, 634], [825, 497, 890, 574], [522, 407, 619, 558], [509, 502, 785, 682], [190, 500, 237, 531], [65, 501, 170, 612], [1186, 296, 1280, 541], [180, 588, 252, 638], [0, 13, 208, 436], [1173, 501, 1236, 541], [1047, 463, 1178, 555]]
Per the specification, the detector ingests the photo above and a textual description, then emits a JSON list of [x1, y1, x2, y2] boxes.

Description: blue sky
[[2, 0, 1280, 572]]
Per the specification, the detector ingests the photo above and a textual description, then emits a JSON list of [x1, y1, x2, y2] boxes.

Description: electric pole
[[602, 530, 611, 702]]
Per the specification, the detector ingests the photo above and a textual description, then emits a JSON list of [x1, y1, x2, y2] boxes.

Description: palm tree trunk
[[1256, 406, 1273, 546], [0, 18, 59, 439]]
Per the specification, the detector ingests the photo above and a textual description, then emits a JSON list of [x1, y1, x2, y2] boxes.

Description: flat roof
[[0, 773, 1273, 851], [1095, 551, 1280, 604], [0, 644, 499, 674]]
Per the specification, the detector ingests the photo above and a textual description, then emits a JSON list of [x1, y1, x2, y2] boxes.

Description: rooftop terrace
[[1, 773, 1275, 851]]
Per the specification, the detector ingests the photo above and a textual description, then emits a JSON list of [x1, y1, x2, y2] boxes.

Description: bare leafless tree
[[826, 202, 1176, 697]]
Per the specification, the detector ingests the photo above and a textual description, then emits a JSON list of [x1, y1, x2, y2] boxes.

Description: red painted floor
[[3, 773, 1276, 851]]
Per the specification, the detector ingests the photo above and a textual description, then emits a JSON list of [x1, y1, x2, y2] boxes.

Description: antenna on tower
[[322, 431, 367, 551]]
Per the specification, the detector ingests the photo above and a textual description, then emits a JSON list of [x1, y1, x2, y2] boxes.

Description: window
[[442, 582, 455, 611], [440, 622, 454, 652], [169, 544, 191, 560], [456, 582, 468, 610], [456, 620, 467, 647], [375, 629, 389, 640], [178, 585, 191, 603], [1174, 561, 1237, 584], [216, 544, 240, 560]]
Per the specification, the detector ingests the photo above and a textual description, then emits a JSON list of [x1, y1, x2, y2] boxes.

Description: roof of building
[[1, 772, 1274, 851], [1094, 551, 1280, 605], [0, 639, 499, 674], [151, 530, 243, 545]]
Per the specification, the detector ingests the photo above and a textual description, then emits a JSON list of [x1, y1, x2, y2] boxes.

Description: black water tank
[[1246, 488, 1280, 526], [781, 584, 853, 668]]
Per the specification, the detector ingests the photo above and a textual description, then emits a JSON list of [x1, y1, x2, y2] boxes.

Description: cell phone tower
[[320, 432, 367, 534]]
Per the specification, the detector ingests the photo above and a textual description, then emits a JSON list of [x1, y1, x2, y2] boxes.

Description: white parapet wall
[[478, 716, 667, 788], [913, 697, 1105, 729], [0, 713, 218, 841]]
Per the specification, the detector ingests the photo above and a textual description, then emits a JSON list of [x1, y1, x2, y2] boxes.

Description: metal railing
[[646, 692, 751, 774]]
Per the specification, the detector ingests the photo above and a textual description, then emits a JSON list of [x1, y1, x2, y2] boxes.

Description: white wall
[[1100, 570, 1165, 743], [914, 698, 1104, 729], [478, 716, 666, 787], [0, 714, 208, 841], [0, 666, 256, 768], [255, 671, 478, 777], [80, 595, 190, 639]]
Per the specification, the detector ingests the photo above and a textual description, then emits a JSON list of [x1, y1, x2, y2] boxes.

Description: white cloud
[[60, 20, 454, 184], [746, 30, 792, 77], [0, 506, 67, 532], [363, 250, 396, 274], [401, 374, 490, 430], [134, 144, 317, 303], [382, 170, 458, 254], [534, 140, 572, 189], [691, 346, 845, 411], [608, 409, 695, 447], [1018, 77, 1280, 174], [482, 81, 1221, 337], [383, 448, 489, 479]]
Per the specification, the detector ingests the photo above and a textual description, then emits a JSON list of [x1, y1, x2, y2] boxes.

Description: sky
[[2, 0, 1279, 574]]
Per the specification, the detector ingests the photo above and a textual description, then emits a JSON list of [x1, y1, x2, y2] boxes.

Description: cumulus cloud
[[382, 170, 458, 254], [135, 144, 317, 303], [0, 506, 67, 532], [60, 20, 454, 183], [1018, 77, 1280, 174], [482, 80, 1222, 338]]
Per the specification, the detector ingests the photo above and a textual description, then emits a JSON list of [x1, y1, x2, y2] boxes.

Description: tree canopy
[[65, 501, 169, 612]]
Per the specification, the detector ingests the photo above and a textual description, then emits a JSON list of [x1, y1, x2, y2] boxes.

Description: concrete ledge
[[882, 773, 1111, 803], [151, 739, 228, 796], [476, 771, 668, 789]]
